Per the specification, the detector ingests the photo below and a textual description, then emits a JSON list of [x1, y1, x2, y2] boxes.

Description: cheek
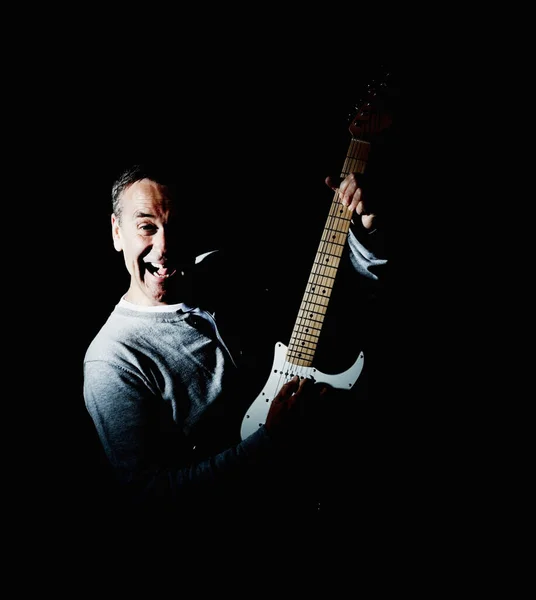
[[123, 239, 149, 272]]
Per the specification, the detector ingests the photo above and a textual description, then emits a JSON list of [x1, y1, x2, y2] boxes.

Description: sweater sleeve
[[83, 358, 281, 508], [347, 223, 388, 282]]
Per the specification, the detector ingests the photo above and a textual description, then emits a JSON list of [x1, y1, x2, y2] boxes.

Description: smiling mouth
[[145, 262, 178, 279]]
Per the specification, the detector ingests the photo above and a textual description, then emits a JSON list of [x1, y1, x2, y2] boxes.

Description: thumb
[[325, 175, 339, 191]]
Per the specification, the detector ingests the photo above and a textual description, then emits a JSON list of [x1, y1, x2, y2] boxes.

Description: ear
[[111, 214, 123, 252]]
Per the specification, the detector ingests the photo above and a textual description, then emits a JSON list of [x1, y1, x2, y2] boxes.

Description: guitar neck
[[286, 138, 370, 367]]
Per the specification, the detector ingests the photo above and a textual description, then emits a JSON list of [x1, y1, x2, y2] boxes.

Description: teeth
[[145, 262, 176, 279]]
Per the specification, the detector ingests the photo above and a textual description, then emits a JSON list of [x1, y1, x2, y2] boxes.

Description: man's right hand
[[265, 375, 328, 441]]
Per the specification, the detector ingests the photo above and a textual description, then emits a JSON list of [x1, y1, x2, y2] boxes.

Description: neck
[[126, 273, 194, 307]]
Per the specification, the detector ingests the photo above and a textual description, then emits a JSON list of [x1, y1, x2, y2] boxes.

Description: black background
[[7, 15, 504, 583], [22, 51, 404, 544]]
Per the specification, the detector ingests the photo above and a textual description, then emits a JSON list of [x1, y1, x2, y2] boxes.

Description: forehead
[[121, 178, 177, 219]]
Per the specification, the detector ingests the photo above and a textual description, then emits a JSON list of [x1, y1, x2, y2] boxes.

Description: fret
[[285, 140, 370, 368]]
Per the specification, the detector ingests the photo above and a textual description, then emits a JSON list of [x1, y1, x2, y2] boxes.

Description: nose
[[153, 227, 169, 256]]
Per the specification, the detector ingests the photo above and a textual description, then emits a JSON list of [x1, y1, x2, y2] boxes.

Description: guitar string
[[274, 137, 367, 397], [289, 138, 366, 357]]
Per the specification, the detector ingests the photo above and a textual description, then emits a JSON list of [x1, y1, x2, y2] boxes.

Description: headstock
[[348, 69, 398, 141]]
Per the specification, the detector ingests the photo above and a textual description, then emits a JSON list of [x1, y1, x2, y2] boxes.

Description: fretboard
[[286, 138, 370, 367]]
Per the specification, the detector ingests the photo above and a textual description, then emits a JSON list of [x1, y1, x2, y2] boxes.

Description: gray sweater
[[84, 303, 275, 486]]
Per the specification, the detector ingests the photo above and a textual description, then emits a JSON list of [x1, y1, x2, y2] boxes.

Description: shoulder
[[193, 246, 266, 300], [194, 247, 250, 277], [83, 306, 137, 365]]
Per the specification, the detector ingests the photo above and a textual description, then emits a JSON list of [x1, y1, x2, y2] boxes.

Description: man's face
[[111, 178, 189, 306]]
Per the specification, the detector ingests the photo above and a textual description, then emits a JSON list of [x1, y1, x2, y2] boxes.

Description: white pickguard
[[240, 341, 364, 440]]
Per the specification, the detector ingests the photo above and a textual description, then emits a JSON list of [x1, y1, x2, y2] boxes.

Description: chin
[[150, 285, 180, 305]]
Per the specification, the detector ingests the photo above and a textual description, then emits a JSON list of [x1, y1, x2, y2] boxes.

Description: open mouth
[[145, 262, 178, 279]]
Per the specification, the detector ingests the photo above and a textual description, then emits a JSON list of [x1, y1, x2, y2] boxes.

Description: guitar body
[[240, 341, 364, 439]]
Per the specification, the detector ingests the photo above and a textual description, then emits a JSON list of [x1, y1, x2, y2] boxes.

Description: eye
[[139, 223, 157, 234]]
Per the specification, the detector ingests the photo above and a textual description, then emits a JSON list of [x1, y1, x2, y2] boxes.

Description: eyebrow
[[133, 211, 155, 219]]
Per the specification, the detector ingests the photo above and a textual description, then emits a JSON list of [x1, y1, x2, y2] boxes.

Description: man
[[82, 161, 388, 537]]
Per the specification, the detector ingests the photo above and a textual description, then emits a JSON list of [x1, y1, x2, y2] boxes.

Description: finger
[[277, 375, 300, 401], [296, 377, 314, 394], [289, 378, 316, 410], [346, 187, 362, 212], [339, 175, 362, 211], [318, 384, 330, 397], [353, 189, 377, 228], [361, 213, 376, 229]]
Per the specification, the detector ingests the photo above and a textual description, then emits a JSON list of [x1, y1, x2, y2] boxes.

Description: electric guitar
[[240, 73, 395, 440]]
